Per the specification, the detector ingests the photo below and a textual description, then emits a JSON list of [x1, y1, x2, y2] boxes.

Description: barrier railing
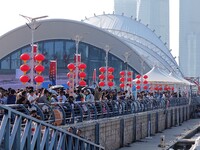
[[5, 97, 189, 126], [0, 104, 105, 150]]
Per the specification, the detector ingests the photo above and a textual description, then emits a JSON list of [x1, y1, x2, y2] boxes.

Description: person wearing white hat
[[85, 89, 94, 102]]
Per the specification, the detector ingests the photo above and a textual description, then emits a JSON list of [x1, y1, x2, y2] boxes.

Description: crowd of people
[[0, 84, 185, 106]]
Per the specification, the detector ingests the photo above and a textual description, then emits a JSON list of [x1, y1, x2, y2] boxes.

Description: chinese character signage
[[49, 60, 57, 85]]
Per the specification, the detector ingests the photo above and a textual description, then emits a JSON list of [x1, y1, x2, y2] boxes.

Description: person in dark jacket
[[7, 89, 16, 104]]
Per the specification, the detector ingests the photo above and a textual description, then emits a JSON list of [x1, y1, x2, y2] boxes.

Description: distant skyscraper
[[114, 0, 169, 47], [179, 0, 200, 77]]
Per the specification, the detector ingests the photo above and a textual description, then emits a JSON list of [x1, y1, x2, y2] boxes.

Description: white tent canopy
[[169, 72, 196, 86], [133, 66, 182, 84]]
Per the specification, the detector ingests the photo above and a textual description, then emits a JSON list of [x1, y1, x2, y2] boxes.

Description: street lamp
[[74, 35, 82, 87], [105, 45, 110, 88], [20, 14, 48, 86], [123, 51, 131, 90]]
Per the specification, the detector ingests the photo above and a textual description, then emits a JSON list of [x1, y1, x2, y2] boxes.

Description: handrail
[[4, 97, 191, 126], [0, 104, 105, 149]]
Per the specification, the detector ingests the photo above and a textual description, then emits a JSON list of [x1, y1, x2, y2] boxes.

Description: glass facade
[[0, 39, 137, 85]]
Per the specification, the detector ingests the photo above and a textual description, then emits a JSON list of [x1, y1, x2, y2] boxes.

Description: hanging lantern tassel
[[99, 67, 106, 74], [34, 75, 44, 85], [34, 54, 45, 64], [67, 63, 76, 72], [34, 64, 45, 74], [20, 75, 30, 84], [79, 72, 86, 80], [20, 53, 30, 64], [20, 64, 30, 75], [108, 74, 114, 81], [78, 63, 87, 72], [99, 81, 105, 87]]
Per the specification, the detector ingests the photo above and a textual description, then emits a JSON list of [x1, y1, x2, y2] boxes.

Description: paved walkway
[[119, 119, 200, 150]]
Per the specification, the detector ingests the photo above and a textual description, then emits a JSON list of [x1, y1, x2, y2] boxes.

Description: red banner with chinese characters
[[49, 60, 57, 85]]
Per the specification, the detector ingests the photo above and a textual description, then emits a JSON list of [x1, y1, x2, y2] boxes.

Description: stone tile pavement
[[119, 119, 200, 150]]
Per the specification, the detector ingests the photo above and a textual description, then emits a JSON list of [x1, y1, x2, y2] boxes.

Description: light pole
[[74, 35, 81, 87], [20, 14, 48, 86], [105, 45, 110, 89], [123, 51, 131, 90]]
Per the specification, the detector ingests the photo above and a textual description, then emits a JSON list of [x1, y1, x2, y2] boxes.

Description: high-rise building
[[114, 0, 169, 47], [179, 0, 200, 77]]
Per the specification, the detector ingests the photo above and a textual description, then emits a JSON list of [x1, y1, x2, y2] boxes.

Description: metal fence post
[[95, 123, 100, 145], [120, 119, 124, 147]]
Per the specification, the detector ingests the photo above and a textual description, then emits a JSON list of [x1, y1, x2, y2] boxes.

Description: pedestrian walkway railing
[[0, 104, 105, 150], [4, 97, 189, 126]]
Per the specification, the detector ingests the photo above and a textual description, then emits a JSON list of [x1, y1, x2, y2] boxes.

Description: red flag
[[92, 69, 96, 83]]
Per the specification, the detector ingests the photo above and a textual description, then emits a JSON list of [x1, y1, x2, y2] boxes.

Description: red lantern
[[34, 54, 45, 63], [158, 87, 162, 91], [164, 86, 168, 91], [20, 53, 30, 63], [20, 75, 30, 84], [154, 86, 159, 91], [78, 63, 87, 71], [143, 80, 148, 84], [67, 72, 75, 78], [119, 77, 125, 82], [143, 75, 148, 79], [127, 78, 132, 82], [20, 64, 30, 74], [67, 63, 76, 71], [171, 87, 174, 91], [99, 74, 105, 80], [67, 73, 70, 78], [67, 81, 71, 86], [127, 71, 132, 76], [108, 74, 114, 81], [136, 85, 141, 90], [143, 85, 148, 90], [34, 75, 44, 85], [136, 80, 141, 84], [79, 80, 86, 87], [99, 81, 105, 87], [136, 75, 141, 79], [108, 67, 114, 73], [34, 64, 44, 74], [120, 83, 125, 88], [99, 67, 106, 73], [107, 81, 114, 87], [120, 71, 125, 77], [79, 72, 86, 79]]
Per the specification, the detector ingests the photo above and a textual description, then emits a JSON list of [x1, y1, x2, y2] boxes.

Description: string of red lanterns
[[135, 74, 148, 90], [98, 67, 114, 88], [67, 61, 87, 87], [119, 71, 133, 89], [19, 45, 45, 85]]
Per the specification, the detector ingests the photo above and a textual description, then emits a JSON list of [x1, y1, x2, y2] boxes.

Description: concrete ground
[[119, 119, 200, 150]]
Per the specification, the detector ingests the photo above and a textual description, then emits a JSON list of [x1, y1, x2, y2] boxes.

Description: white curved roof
[[83, 14, 181, 75], [0, 19, 150, 74]]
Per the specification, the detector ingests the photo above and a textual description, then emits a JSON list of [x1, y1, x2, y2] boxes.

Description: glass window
[[1, 57, 10, 69], [65, 41, 75, 61], [21, 46, 31, 53], [11, 51, 21, 69], [55, 41, 64, 60], [89, 46, 104, 60], [79, 43, 88, 61], [43, 41, 54, 67]]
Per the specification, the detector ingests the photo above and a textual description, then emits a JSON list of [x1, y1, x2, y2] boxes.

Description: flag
[[49, 60, 57, 85], [92, 69, 96, 84]]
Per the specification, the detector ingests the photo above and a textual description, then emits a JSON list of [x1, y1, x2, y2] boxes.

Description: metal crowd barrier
[[4, 97, 189, 126], [0, 104, 105, 150]]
